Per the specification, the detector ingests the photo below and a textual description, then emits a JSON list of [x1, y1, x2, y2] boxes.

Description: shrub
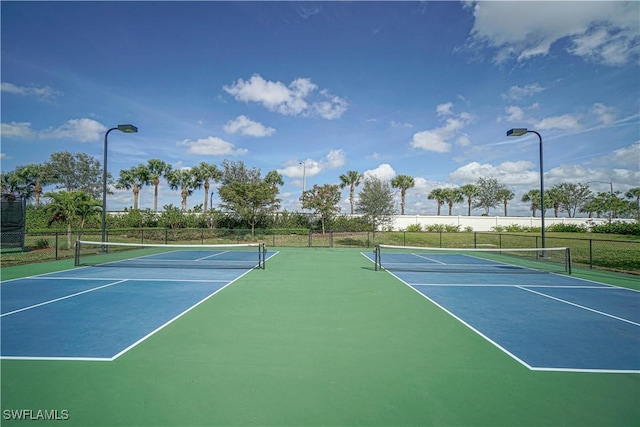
[[34, 238, 50, 249], [546, 223, 587, 233], [405, 224, 423, 232], [590, 221, 640, 236]]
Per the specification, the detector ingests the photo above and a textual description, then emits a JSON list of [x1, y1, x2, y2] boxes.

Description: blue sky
[[2, 1, 639, 216]]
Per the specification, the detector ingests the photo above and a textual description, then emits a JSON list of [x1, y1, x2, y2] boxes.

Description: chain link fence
[[2, 229, 638, 275]]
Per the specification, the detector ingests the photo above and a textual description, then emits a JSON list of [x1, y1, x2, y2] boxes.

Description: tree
[[427, 188, 447, 215], [521, 189, 541, 217], [472, 177, 505, 215], [443, 187, 463, 216], [44, 152, 107, 198], [496, 188, 515, 216], [218, 160, 280, 236], [1, 170, 33, 201], [625, 187, 640, 219], [194, 162, 221, 212], [116, 165, 150, 210], [355, 176, 396, 232], [146, 159, 172, 212], [45, 190, 101, 247], [339, 170, 363, 215], [551, 183, 592, 218], [545, 186, 563, 218], [460, 184, 477, 216], [391, 174, 415, 215], [14, 163, 50, 206], [300, 184, 341, 234], [166, 168, 199, 212]]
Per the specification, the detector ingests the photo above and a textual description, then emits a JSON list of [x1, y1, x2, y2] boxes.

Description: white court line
[[411, 253, 447, 265], [28, 276, 230, 283], [516, 286, 640, 327], [195, 250, 229, 261], [410, 283, 612, 289], [1, 279, 129, 317]]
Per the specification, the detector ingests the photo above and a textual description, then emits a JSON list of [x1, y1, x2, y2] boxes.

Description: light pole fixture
[[102, 124, 138, 248], [507, 128, 545, 249]]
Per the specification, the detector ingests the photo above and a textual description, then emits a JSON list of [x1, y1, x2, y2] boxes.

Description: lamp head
[[117, 124, 138, 133], [507, 128, 528, 137]]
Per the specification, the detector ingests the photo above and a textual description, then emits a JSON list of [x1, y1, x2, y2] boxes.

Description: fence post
[[308, 230, 312, 247], [589, 239, 593, 269], [55, 232, 59, 260]]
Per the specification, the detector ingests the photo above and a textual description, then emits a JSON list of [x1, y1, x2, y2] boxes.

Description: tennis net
[[75, 240, 267, 269], [374, 244, 571, 274]]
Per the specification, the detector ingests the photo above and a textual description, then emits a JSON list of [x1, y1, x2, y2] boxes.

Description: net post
[[566, 247, 572, 275], [374, 244, 380, 271], [261, 243, 266, 270], [74, 240, 80, 266]]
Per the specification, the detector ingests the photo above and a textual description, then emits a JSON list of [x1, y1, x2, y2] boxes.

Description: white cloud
[[466, 1, 640, 65], [1, 122, 35, 139], [1, 82, 59, 100], [436, 102, 453, 117], [533, 114, 582, 132], [411, 103, 475, 153], [0, 153, 10, 160], [411, 130, 452, 153], [364, 163, 396, 181], [591, 103, 617, 126], [43, 118, 107, 142], [223, 115, 275, 137], [223, 74, 348, 120], [390, 120, 413, 128], [278, 149, 346, 178], [600, 142, 640, 169], [502, 84, 544, 100], [178, 136, 248, 156], [450, 160, 538, 185]]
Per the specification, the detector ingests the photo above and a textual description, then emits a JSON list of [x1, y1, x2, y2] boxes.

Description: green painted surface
[[1, 248, 639, 426]]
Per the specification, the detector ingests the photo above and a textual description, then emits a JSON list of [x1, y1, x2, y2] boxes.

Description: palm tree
[[625, 187, 640, 219], [1, 171, 32, 201], [45, 190, 101, 248], [15, 163, 49, 206], [521, 189, 541, 217], [166, 168, 198, 212], [116, 165, 150, 210], [460, 184, 477, 216], [427, 188, 447, 215], [339, 170, 363, 215], [443, 187, 464, 216], [147, 159, 172, 212], [391, 174, 415, 215], [496, 188, 515, 216], [545, 187, 563, 218], [194, 162, 221, 212]]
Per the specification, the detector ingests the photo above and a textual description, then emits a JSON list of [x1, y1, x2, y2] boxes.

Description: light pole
[[299, 161, 306, 194], [299, 161, 307, 211], [507, 128, 545, 249], [102, 124, 138, 248]]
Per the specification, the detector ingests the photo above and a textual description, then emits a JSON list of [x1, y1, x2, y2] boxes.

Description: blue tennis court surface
[[363, 251, 640, 373], [1, 249, 277, 361]]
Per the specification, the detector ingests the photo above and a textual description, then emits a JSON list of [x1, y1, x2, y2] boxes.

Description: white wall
[[390, 215, 630, 232]]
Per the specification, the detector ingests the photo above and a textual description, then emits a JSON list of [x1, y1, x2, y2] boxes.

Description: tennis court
[[1, 246, 639, 426], [366, 245, 640, 373], [1, 243, 273, 360]]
